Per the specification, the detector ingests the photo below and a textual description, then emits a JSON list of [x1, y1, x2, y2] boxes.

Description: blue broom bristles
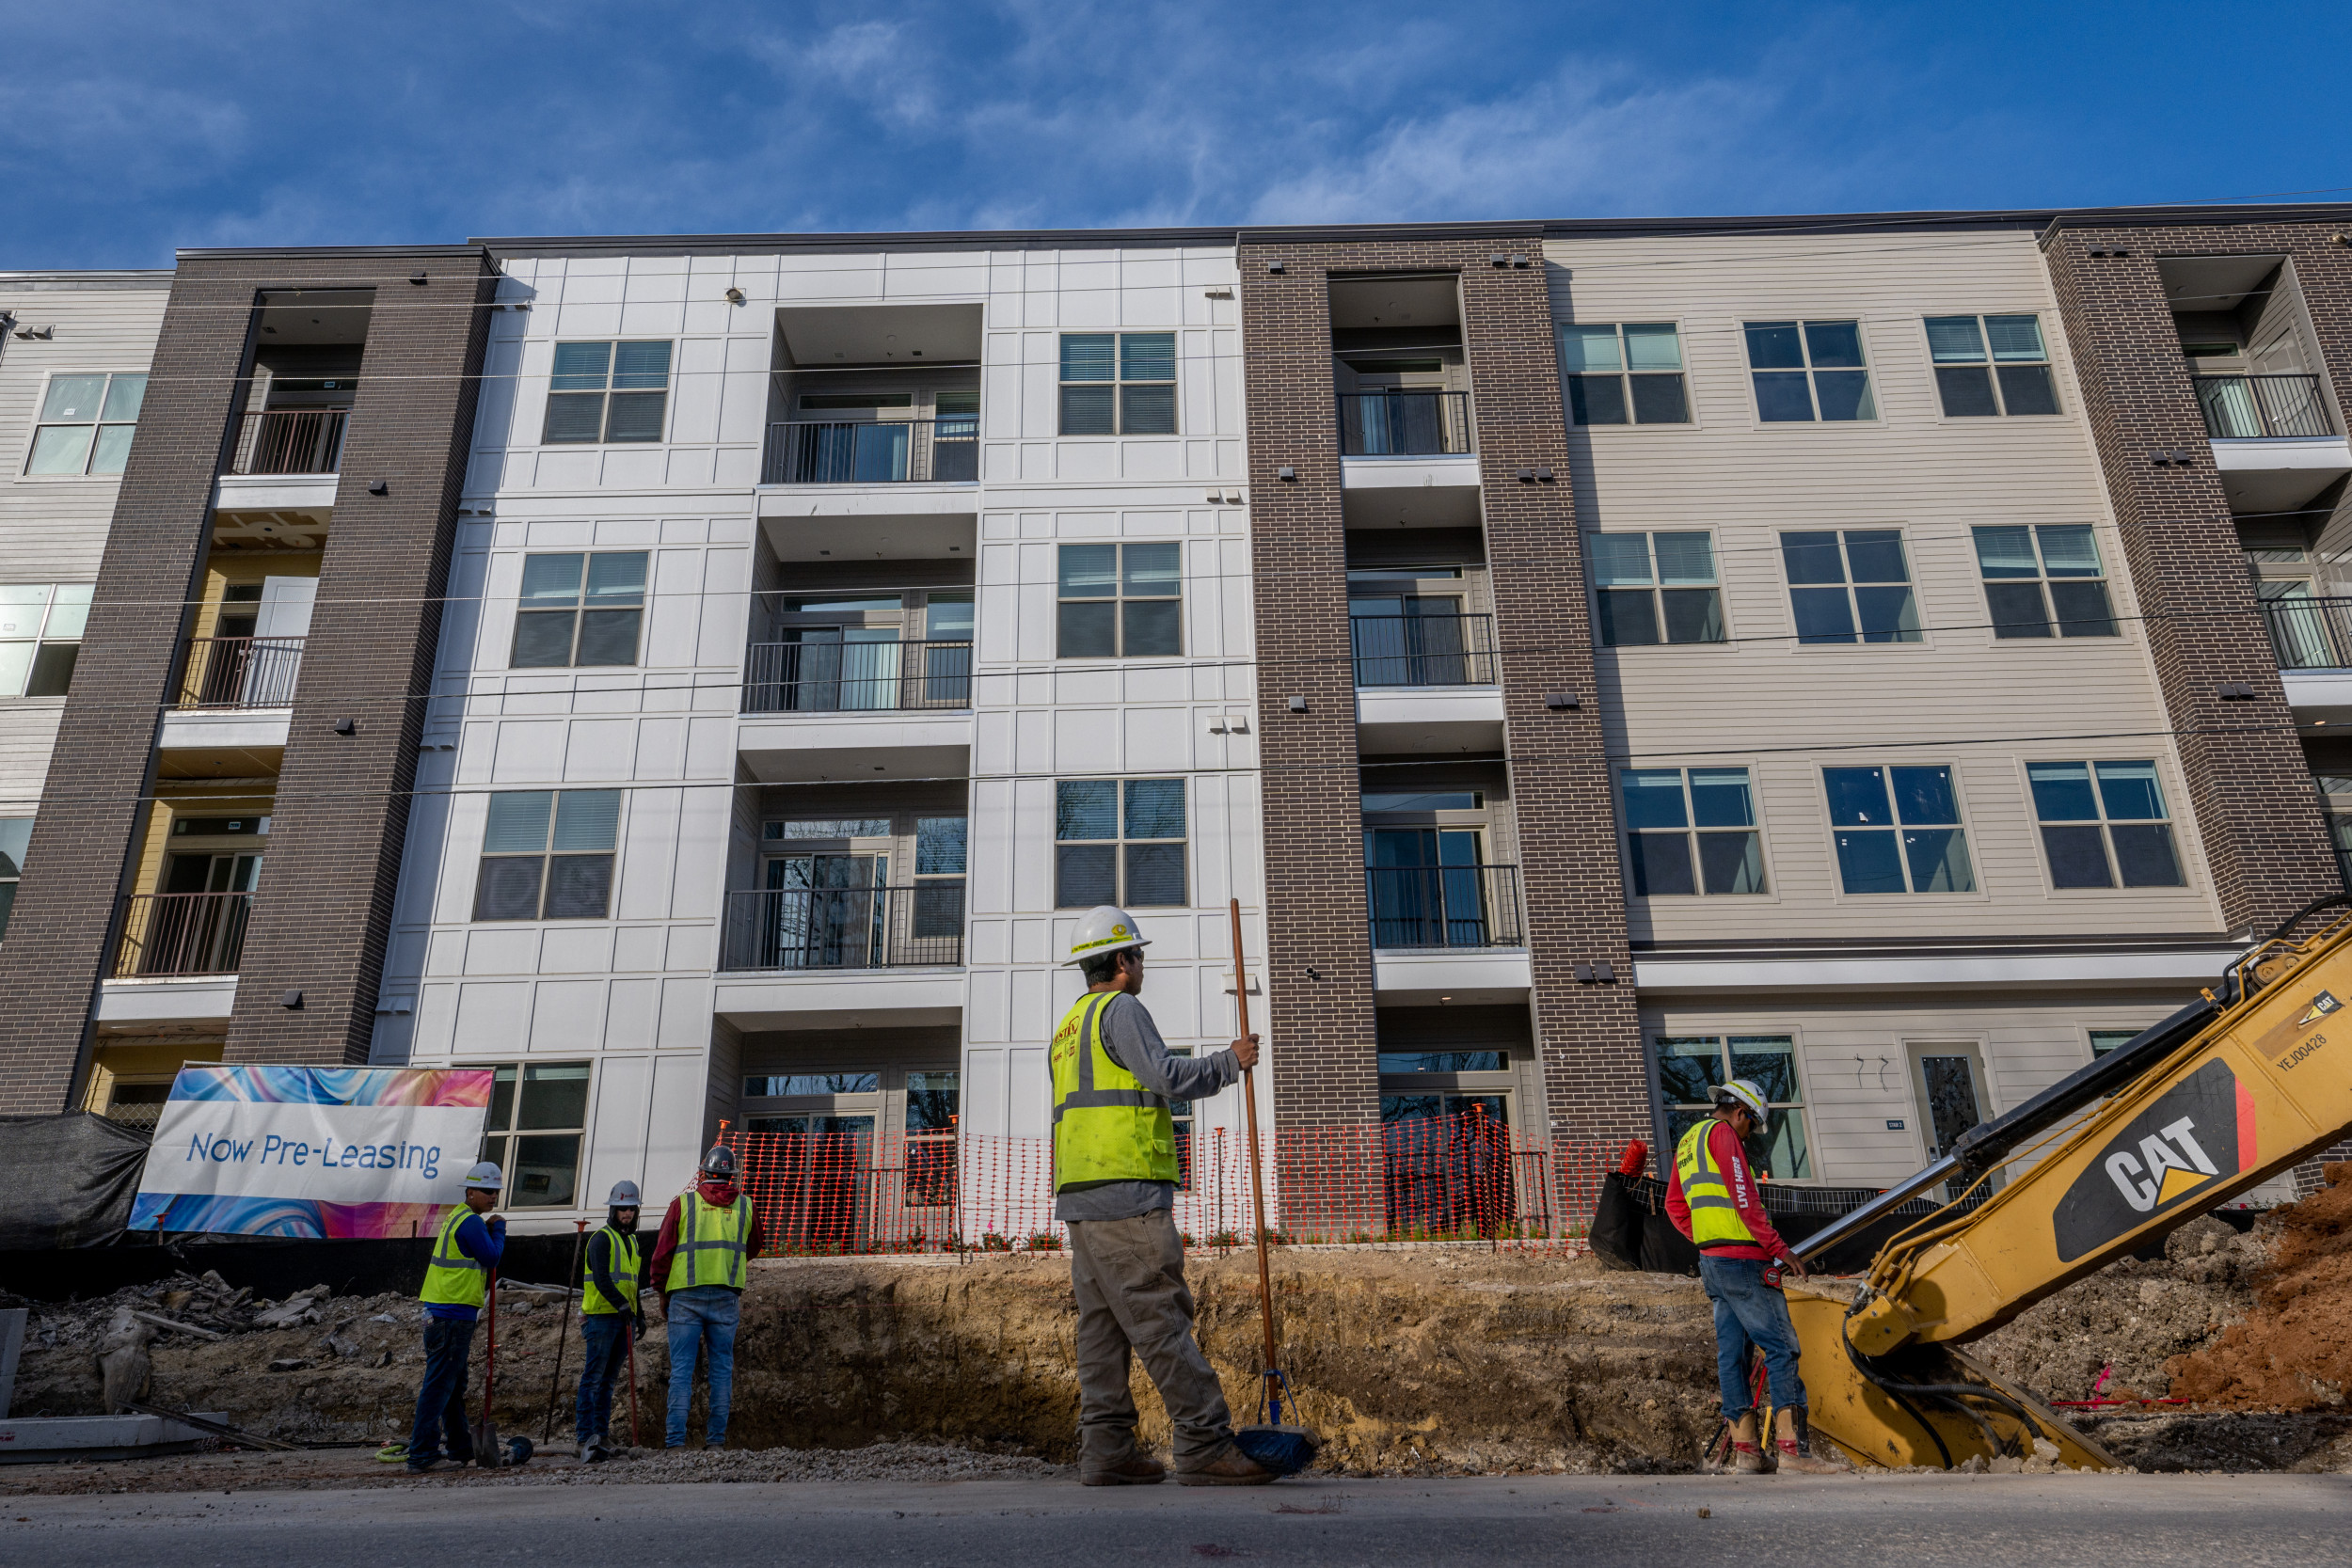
[[1233, 1424, 1321, 1476]]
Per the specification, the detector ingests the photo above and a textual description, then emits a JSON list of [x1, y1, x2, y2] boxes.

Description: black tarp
[[0, 1114, 151, 1250]]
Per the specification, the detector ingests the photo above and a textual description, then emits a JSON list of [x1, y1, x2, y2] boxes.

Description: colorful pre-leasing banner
[[132, 1065, 495, 1239]]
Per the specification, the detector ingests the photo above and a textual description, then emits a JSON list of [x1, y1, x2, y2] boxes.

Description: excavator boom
[[1789, 907, 2352, 1470]]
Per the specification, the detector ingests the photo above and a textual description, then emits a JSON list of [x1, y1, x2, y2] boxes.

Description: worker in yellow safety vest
[[406, 1161, 507, 1473], [1667, 1080, 1840, 1474], [574, 1179, 644, 1460], [647, 1147, 764, 1449], [1051, 905, 1268, 1486]]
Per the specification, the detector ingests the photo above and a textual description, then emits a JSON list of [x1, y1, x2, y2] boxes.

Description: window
[[1362, 790, 1483, 812], [473, 790, 622, 920], [1972, 526, 2117, 639], [906, 1069, 960, 1207], [914, 816, 968, 939], [1780, 531, 1919, 644], [479, 1062, 591, 1207], [26, 373, 146, 475], [1654, 1036, 1810, 1179], [0, 817, 27, 942], [766, 817, 890, 840], [1379, 1051, 1508, 1072], [1559, 324, 1689, 424], [1823, 766, 1974, 894], [2090, 1030, 2140, 1058], [1059, 333, 1177, 436], [745, 1072, 882, 1096], [511, 553, 647, 668], [1588, 532, 1724, 645], [0, 585, 90, 696], [1057, 543, 1181, 657], [1925, 315, 2059, 417], [1744, 321, 1875, 422], [543, 341, 672, 443], [1619, 768, 1765, 895], [1056, 778, 1186, 908], [2026, 760, 2185, 889]]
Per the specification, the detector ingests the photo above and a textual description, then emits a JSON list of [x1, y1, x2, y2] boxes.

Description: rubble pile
[[2165, 1162, 2352, 1409]]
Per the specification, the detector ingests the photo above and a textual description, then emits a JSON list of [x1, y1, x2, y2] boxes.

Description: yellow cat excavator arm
[[1786, 897, 2352, 1470]]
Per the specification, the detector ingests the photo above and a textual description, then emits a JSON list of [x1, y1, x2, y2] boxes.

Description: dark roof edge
[[172, 244, 492, 262]]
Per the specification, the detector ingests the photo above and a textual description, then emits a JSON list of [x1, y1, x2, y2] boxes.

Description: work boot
[[1774, 1440, 1843, 1475], [404, 1450, 444, 1475], [1730, 1441, 1766, 1475], [1175, 1444, 1277, 1486], [1080, 1455, 1168, 1486]]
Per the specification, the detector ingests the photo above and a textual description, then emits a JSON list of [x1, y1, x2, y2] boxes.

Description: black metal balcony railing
[[178, 636, 304, 708], [2263, 596, 2352, 670], [761, 418, 979, 484], [2192, 374, 2333, 440], [114, 892, 252, 978], [1350, 611, 1496, 687], [1366, 864, 1523, 950], [741, 638, 973, 714], [230, 408, 349, 475], [719, 885, 964, 973], [1337, 391, 1473, 456]]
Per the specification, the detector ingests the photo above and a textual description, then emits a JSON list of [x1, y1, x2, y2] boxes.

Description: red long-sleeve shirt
[[1664, 1120, 1794, 1264], [647, 1179, 766, 1306]]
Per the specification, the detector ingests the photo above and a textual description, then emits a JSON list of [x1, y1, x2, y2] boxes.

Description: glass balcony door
[[783, 626, 903, 711], [761, 852, 885, 969], [1349, 594, 1469, 687], [1367, 827, 1489, 948]]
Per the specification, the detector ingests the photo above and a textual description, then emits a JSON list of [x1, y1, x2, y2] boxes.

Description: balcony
[[229, 409, 348, 476], [1368, 864, 1522, 950], [762, 418, 977, 485], [1351, 612, 1495, 688], [113, 893, 251, 978], [741, 638, 972, 715], [178, 637, 304, 709], [719, 885, 964, 973], [2193, 374, 2352, 514], [2195, 375, 2332, 440], [1337, 391, 1472, 457]]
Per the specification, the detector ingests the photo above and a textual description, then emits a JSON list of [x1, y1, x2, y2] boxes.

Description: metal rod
[[543, 1218, 587, 1441], [1229, 897, 1281, 1419]]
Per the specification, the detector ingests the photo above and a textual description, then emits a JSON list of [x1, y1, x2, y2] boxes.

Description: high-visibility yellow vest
[[420, 1205, 487, 1308], [1050, 990, 1178, 1190], [1676, 1119, 1758, 1249], [581, 1225, 641, 1315], [666, 1191, 751, 1291]]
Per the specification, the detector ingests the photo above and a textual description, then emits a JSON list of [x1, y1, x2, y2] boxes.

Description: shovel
[[1225, 897, 1323, 1478], [471, 1267, 501, 1466]]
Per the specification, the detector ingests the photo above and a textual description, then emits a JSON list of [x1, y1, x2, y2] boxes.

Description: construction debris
[[2165, 1164, 2352, 1410]]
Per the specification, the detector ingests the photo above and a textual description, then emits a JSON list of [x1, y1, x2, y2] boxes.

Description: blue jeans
[[408, 1315, 477, 1463], [576, 1312, 632, 1444], [1698, 1255, 1805, 1419], [665, 1287, 741, 1448]]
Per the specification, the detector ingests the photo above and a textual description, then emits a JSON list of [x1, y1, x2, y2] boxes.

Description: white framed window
[[1057, 543, 1181, 657], [1058, 333, 1176, 436], [0, 816, 28, 942], [1973, 526, 2118, 639], [478, 1062, 592, 1207], [1056, 778, 1185, 908], [1559, 323, 1689, 424], [1780, 531, 1920, 644], [1588, 532, 1723, 645], [1823, 765, 1974, 894], [0, 584, 90, 697], [25, 372, 147, 475], [473, 790, 623, 920], [2090, 1029, 2140, 1059], [1653, 1035, 1811, 1179], [1925, 315, 2059, 417], [1744, 321, 1875, 422], [2026, 761, 2186, 889], [510, 552, 648, 668], [1618, 768, 1765, 895], [543, 341, 672, 444]]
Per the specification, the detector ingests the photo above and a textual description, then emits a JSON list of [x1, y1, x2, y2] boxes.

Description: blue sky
[[11, 0, 2352, 268]]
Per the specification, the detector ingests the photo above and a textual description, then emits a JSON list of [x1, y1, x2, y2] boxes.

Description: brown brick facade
[[2043, 223, 2346, 934], [0, 248, 494, 1111], [1237, 231, 1648, 1152]]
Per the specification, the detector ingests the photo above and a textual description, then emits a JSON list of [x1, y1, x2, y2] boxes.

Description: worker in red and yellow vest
[[1051, 905, 1269, 1486], [645, 1147, 765, 1449], [1666, 1080, 1840, 1474]]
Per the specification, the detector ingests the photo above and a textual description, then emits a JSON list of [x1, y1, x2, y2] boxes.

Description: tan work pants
[[1066, 1208, 1234, 1469]]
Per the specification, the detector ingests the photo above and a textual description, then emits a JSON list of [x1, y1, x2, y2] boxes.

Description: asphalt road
[[8, 1472, 2349, 1566]]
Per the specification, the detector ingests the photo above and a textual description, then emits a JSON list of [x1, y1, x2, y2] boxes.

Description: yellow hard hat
[[1062, 905, 1152, 965]]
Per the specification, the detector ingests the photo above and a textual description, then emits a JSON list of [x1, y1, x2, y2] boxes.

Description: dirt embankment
[[2165, 1163, 2352, 1410]]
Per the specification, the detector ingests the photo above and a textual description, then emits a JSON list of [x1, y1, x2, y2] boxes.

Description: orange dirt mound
[[2165, 1163, 2352, 1409]]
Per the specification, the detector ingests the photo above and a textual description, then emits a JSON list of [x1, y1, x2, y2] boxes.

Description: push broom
[[1225, 897, 1322, 1478]]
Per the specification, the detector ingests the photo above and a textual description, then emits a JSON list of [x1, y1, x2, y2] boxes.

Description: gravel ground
[[475, 1441, 1068, 1487]]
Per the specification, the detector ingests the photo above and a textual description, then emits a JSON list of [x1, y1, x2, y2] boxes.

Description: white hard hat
[[607, 1180, 642, 1207], [464, 1160, 504, 1191], [1713, 1079, 1770, 1121], [1061, 905, 1152, 966]]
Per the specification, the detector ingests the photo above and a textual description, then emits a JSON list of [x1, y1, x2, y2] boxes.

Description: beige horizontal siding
[[0, 281, 167, 582]]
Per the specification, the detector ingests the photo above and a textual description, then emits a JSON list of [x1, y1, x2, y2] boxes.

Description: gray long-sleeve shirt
[[1056, 990, 1242, 1223]]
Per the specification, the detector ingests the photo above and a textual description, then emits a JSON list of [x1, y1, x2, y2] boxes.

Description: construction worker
[[575, 1179, 644, 1460], [1665, 1079, 1840, 1475], [646, 1145, 764, 1449], [1053, 906, 1270, 1486], [406, 1160, 507, 1474]]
